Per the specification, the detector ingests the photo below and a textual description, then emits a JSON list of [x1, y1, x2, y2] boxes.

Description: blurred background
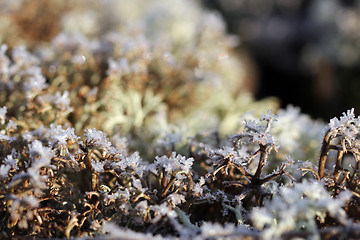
[[203, 0, 360, 120], [1, 0, 360, 121]]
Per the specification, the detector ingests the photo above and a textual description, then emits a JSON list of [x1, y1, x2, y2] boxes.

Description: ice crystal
[[197, 222, 255, 239], [1, 0, 359, 238], [166, 193, 186, 206], [150, 202, 177, 223], [152, 152, 194, 174], [0, 164, 11, 178], [91, 160, 105, 173], [4, 150, 19, 169], [329, 108, 358, 130], [208, 146, 249, 166], [193, 177, 206, 196], [22, 68, 48, 93], [11, 45, 39, 67], [84, 128, 112, 150], [251, 180, 352, 239], [0, 133, 14, 141], [28, 140, 54, 168], [0, 106, 7, 122], [110, 151, 142, 171], [232, 111, 279, 151], [102, 222, 166, 240], [46, 124, 79, 147], [0, 44, 10, 76], [324, 108, 360, 155], [6, 119, 17, 131]]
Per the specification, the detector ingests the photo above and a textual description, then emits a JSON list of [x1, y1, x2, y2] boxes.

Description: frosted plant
[[6, 120, 17, 131], [22, 68, 48, 94], [0, 106, 6, 124], [84, 128, 112, 150], [23, 140, 54, 191], [317, 109, 360, 190], [45, 124, 79, 148], [149, 202, 178, 224], [166, 193, 186, 207], [233, 110, 278, 150], [0, 164, 11, 178], [28, 140, 54, 168], [38, 91, 72, 113], [206, 145, 250, 179], [0, 133, 15, 142], [155, 131, 183, 154], [2, 0, 360, 238], [102, 222, 167, 240], [8, 194, 40, 230], [11, 45, 39, 67], [3, 149, 19, 170], [272, 105, 324, 161], [192, 176, 206, 196], [204, 111, 293, 219], [152, 152, 194, 175], [196, 222, 256, 240], [251, 180, 352, 240], [0, 44, 11, 87], [8, 46, 48, 98]]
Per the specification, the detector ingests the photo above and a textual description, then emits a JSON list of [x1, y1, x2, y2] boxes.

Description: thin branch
[[318, 129, 333, 179], [254, 145, 267, 180]]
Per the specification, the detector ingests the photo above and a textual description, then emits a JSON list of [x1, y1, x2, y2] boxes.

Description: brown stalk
[[333, 150, 344, 183], [318, 129, 333, 179], [253, 145, 268, 180], [161, 176, 176, 198]]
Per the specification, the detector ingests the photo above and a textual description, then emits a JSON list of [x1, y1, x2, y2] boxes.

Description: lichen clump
[[0, 1, 360, 239]]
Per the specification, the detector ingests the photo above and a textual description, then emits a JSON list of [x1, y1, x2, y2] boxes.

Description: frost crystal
[[193, 177, 205, 196], [329, 108, 357, 130], [166, 193, 186, 206], [40, 91, 72, 112], [4, 150, 19, 169], [207, 146, 248, 166], [54, 91, 72, 111], [28, 140, 54, 168], [153, 152, 194, 174], [46, 124, 79, 147], [11, 45, 39, 67], [232, 111, 279, 151], [150, 202, 177, 223], [6, 120, 17, 131], [102, 222, 166, 240], [91, 160, 105, 173], [0, 44, 10, 78], [0, 106, 7, 122], [261, 110, 277, 123], [84, 128, 112, 150], [326, 108, 360, 153], [0, 133, 14, 141], [0, 164, 11, 178], [23, 68, 48, 93], [251, 180, 352, 239]]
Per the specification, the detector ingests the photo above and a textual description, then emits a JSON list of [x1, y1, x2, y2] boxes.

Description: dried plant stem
[[318, 129, 333, 179], [333, 150, 344, 182], [161, 176, 176, 198], [254, 145, 267, 180]]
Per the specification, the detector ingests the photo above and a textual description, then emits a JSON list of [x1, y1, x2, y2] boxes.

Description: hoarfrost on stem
[[84, 128, 112, 150], [251, 180, 352, 239], [152, 152, 194, 174]]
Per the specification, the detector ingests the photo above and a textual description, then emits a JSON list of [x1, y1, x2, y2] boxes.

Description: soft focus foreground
[[0, 1, 360, 239]]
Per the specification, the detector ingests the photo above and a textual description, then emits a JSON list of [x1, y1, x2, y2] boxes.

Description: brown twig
[[318, 129, 333, 179]]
